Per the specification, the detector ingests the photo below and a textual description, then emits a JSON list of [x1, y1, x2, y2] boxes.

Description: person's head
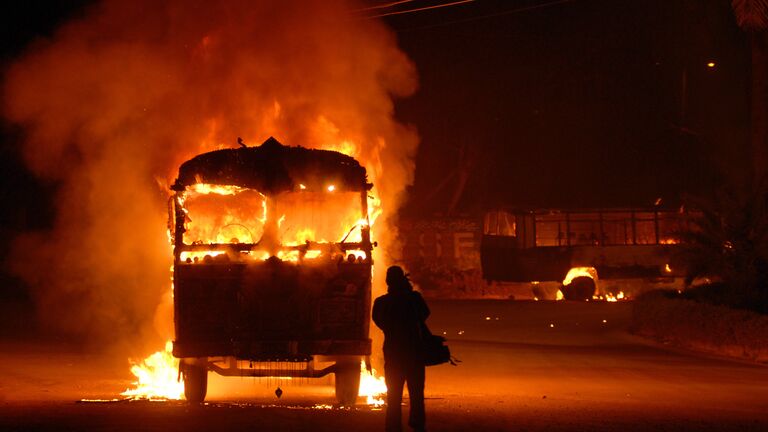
[[386, 265, 412, 292]]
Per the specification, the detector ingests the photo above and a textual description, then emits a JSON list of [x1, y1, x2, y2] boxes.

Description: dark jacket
[[372, 289, 430, 364]]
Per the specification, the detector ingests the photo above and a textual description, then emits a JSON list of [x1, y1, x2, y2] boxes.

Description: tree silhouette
[[677, 184, 768, 313], [731, 0, 768, 181]]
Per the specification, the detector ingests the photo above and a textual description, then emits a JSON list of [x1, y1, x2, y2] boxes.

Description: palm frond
[[676, 184, 768, 311], [732, 0, 768, 31]]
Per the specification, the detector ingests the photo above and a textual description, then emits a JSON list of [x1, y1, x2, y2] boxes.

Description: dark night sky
[[0, 0, 752, 232], [0, 1, 93, 298], [384, 0, 750, 212], [0, 1, 92, 240]]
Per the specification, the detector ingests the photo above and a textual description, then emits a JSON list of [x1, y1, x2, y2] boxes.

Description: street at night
[[2, 1, 768, 431], [2, 300, 767, 431]]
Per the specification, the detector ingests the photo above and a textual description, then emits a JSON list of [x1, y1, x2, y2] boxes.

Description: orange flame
[[562, 266, 598, 286], [358, 361, 387, 407], [121, 341, 183, 400], [179, 181, 373, 252]]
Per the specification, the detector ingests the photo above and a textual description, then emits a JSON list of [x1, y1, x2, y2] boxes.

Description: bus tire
[[182, 362, 208, 403], [334, 358, 360, 406], [561, 276, 596, 301]]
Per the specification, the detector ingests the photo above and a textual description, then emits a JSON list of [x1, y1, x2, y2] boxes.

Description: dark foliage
[[675, 185, 768, 313]]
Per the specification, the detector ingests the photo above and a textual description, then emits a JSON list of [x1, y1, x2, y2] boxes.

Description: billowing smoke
[[3, 0, 418, 352]]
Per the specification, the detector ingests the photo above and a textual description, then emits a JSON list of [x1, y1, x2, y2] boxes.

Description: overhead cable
[[361, 0, 476, 20]]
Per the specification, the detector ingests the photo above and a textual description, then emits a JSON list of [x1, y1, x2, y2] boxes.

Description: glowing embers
[[178, 249, 368, 265], [659, 238, 680, 245], [121, 341, 183, 401], [180, 251, 225, 263], [594, 291, 627, 302], [358, 361, 386, 407], [179, 250, 274, 264]]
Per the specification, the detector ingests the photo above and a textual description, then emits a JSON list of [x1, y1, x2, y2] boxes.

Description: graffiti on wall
[[399, 218, 492, 298]]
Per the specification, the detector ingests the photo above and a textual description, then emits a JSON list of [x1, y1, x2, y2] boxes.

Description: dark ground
[[1, 300, 767, 431]]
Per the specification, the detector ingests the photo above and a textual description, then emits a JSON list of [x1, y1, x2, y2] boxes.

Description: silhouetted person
[[372, 266, 430, 432]]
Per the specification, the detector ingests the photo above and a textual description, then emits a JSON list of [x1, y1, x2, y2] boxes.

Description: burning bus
[[481, 208, 693, 299], [168, 137, 374, 404]]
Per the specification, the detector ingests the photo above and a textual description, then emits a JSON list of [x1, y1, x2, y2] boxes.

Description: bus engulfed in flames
[[125, 137, 386, 405]]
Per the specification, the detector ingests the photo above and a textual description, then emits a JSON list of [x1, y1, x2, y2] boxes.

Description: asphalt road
[[1, 300, 767, 431]]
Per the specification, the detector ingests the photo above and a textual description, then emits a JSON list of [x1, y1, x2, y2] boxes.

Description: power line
[[353, 0, 417, 12], [392, 0, 579, 31], [361, 0, 476, 20]]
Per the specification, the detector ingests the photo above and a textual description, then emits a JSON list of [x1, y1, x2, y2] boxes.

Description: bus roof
[[172, 137, 370, 193]]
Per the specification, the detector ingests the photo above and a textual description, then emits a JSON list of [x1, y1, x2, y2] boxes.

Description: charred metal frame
[[481, 207, 697, 282], [205, 357, 345, 378], [170, 185, 373, 263], [170, 139, 375, 370]]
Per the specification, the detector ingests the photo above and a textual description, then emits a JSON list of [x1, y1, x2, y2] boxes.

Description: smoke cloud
[[3, 0, 418, 351]]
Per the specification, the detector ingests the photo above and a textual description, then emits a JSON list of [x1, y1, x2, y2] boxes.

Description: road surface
[[1, 300, 767, 431]]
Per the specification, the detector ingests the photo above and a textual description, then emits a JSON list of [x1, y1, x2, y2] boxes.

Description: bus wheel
[[561, 276, 596, 301], [334, 358, 360, 406], [182, 362, 208, 403]]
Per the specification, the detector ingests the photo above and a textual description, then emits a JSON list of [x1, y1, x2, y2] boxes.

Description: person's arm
[[372, 297, 386, 330], [412, 291, 430, 321]]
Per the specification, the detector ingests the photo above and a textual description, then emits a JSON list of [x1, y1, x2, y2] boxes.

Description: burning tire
[[561, 276, 596, 301], [182, 362, 208, 403], [334, 358, 361, 405]]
